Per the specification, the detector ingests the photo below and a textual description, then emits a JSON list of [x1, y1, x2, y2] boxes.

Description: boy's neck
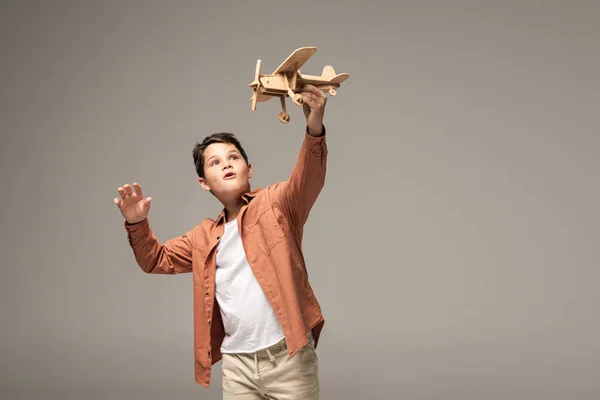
[[223, 197, 244, 223]]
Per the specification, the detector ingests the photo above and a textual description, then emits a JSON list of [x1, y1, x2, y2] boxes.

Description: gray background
[[1, 1, 599, 399]]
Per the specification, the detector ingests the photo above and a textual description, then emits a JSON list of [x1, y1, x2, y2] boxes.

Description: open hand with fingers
[[114, 183, 152, 224], [299, 84, 328, 136]]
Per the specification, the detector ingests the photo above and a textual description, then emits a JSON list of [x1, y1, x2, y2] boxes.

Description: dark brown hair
[[192, 132, 249, 179]]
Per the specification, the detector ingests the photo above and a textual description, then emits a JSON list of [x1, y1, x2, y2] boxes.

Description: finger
[[133, 182, 143, 198], [302, 93, 326, 110], [142, 197, 152, 212], [114, 198, 121, 206], [302, 84, 326, 98], [300, 92, 317, 105], [302, 96, 319, 110], [117, 186, 127, 199], [313, 87, 327, 98], [124, 184, 133, 195], [300, 92, 319, 104], [301, 91, 327, 106]]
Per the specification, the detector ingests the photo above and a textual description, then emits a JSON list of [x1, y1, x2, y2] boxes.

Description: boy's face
[[198, 142, 252, 201]]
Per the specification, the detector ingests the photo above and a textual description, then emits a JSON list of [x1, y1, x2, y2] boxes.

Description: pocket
[[221, 354, 251, 394], [300, 338, 318, 365], [248, 206, 284, 254]]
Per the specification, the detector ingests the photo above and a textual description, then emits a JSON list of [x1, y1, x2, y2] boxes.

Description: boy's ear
[[248, 163, 253, 178], [198, 177, 211, 191]]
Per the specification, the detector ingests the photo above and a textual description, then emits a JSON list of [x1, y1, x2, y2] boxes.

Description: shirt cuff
[[124, 218, 149, 233], [306, 124, 326, 138]]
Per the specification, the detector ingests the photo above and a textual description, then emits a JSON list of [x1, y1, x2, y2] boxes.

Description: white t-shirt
[[215, 218, 285, 353]]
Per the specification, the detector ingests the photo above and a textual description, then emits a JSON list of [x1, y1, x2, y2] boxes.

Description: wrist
[[307, 123, 324, 137]]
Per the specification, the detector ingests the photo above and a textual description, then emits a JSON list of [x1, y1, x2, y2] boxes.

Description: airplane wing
[[272, 46, 317, 75]]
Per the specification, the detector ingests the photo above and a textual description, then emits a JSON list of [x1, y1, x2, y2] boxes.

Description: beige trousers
[[221, 333, 320, 399]]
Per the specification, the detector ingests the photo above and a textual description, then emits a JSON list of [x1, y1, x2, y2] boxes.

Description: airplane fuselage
[[257, 73, 342, 97]]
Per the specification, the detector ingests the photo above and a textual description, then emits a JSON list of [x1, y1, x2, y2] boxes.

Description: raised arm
[[272, 85, 329, 226], [114, 183, 193, 274]]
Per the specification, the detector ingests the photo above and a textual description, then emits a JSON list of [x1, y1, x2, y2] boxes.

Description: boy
[[114, 85, 329, 399]]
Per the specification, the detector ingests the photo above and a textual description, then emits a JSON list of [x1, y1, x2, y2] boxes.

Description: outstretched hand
[[299, 84, 327, 136], [114, 183, 152, 224]]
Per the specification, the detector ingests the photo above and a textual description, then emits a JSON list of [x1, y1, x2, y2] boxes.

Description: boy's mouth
[[223, 172, 236, 180]]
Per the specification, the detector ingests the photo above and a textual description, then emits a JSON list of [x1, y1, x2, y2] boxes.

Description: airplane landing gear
[[278, 97, 290, 124], [278, 112, 290, 123]]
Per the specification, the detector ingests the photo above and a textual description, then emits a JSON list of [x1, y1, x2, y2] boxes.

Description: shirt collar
[[213, 187, 261, 226]]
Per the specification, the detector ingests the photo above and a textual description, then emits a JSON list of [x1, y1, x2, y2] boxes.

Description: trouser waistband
[[252, 331, 314, 379]]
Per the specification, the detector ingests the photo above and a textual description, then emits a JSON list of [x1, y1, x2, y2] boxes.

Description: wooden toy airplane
[[249, 46, 349, 123]]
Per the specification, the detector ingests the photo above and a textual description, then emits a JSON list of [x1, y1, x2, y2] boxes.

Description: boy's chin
[[214, 185, 248, 201]]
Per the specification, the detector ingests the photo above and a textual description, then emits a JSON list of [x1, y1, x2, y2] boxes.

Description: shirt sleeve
[[124, 218, 194, 274], [271, 125, 328, 226]]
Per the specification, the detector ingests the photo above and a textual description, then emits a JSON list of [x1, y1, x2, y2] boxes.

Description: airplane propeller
[[250, 59, 262, 111]]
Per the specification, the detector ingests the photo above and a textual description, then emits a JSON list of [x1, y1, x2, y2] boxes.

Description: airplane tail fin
[[321, 65, 336, 79]]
